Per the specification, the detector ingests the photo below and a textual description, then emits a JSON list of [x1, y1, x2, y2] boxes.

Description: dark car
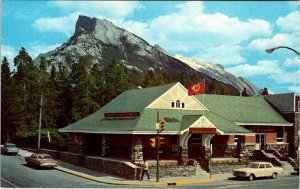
[[1, 143, 19, 155], [25, 153, 58, 169]]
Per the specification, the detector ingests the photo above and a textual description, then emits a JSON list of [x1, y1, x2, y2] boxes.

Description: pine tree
[[143, 70, 155, 87], [1, 57, 13, 142], [56, 65, 73, 128], [90, 63, 105, 106], [70, 56, 99, 121], [13, 48, 40, 138], [242, 87, 249, 97], [262, 87, 269, 95], [103, 59, 130, 103]]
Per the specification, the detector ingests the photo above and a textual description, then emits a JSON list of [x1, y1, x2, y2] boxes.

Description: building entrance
[[256, 134, 265, 150]]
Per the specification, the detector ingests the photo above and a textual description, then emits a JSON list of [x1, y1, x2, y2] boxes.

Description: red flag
[[188, 82, 205, 96]]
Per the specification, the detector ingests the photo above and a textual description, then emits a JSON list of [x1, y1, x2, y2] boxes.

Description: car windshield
[[248, 163, 259, 168], [38, 155, 52, 159], [5, 144, 16, 147]]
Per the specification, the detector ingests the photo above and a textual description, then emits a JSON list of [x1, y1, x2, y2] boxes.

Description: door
[[256, 134, 265, 150]]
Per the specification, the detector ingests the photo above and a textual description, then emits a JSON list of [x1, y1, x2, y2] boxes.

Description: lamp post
[[266, 46, 300, 157], [265, 46, 300, 59]]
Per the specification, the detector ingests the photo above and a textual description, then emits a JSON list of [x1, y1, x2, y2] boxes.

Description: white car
[[233, 162, 283, 181]]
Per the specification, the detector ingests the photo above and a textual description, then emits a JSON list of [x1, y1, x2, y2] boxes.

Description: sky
[[1, 1, 300, 95]]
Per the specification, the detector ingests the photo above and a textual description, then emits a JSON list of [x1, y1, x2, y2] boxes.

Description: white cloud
[[270, 70, 300, 85], [33, 1, 142, 36], [283, 56, 300, 67], [27, 43, 60, 59], [139, 1, 272, 65], [121, 21, 149, 39], [288, 85, 300, 94], [248, 33, 300, 51], [50, 1, 142, 19], [32, 12, 80, 36], [149, 6, 271, 48], [195, 45, 244, 65], [227, 60, 281, 77], [1, 45, 17, 67], [276, 11, 300, 33]]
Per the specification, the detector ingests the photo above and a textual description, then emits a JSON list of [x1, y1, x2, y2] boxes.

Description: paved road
[[177, 174, 299, 189], [1, 154, 116, 188], [1, 154, 299, 188]]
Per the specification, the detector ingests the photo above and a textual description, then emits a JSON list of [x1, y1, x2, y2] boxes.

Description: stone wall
[[85, 156, 142, 180], [240, 144, 256, 161], [131, 136, 143, 165], [295, 112, 300, 157], [148, 166, 196, 178], [211, 163, 247, 174], [212, 144, 238, 157], [178, 146, 188, 165], [60, 151, 85, 166]]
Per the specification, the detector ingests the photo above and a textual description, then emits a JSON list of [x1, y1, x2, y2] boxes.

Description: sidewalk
[[17, 148, 232, 187]]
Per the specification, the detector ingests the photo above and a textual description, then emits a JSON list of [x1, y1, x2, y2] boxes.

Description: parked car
[[1, 143, 19, 155], [25, 153, 58, 169], [233, 162, 283, 181]]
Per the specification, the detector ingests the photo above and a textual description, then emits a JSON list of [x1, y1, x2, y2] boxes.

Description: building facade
[[59, 82, 294, 168]]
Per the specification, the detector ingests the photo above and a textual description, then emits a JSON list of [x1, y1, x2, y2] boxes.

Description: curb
[[55, 166, 215, 186]]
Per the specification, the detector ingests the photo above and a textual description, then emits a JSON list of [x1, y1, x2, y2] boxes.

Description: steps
[[264, 151, 295, 175], [195, 165, 210, 176]]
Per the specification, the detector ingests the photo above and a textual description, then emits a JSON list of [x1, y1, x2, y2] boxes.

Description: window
[[259, 164, 265, 169], [234, 135, 239, 145], [176, 100, 180, 108], [266, 164, 272, 168], [277, 127, 284, 143], [172, 100, 185, 109]]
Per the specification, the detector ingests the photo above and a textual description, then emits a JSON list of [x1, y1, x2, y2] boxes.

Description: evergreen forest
[[1, 47, 234, 148]]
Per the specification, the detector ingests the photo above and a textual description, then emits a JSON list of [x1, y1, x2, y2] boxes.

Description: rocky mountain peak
[[36, 15, 262, 96], [75, 15, 127, 46]]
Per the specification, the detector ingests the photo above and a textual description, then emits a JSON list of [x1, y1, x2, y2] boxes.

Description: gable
[[146, 83, 207, 111], [190, 116, 216, 129]]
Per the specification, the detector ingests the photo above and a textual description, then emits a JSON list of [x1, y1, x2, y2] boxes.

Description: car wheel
[[271, 173, 277, 179], [249, 174, 254, 181]]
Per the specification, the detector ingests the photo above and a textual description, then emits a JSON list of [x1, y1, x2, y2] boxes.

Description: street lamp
[[265, 46, 300, 59], [265, 46, 300, 158]]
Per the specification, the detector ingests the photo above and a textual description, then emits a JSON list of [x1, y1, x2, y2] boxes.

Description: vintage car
[[233, 162, 283, 181], [25, 153, 58, 169], [1, 143, 19, 155]]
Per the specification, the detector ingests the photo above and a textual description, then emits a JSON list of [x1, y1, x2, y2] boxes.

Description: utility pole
[[37, 95, 43, 152], [156, 111, 160, 182]]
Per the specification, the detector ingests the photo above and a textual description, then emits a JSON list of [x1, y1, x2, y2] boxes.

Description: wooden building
[[59, 82, 293, 166]]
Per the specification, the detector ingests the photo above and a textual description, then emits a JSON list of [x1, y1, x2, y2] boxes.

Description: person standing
[[140, 160, 150, 181]]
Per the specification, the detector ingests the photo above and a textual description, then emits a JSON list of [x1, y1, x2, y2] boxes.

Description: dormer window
[[176, 100, 180, 108], [171, 100, 185, 109]]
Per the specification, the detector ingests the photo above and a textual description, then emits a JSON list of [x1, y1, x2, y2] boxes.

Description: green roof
[[196, 95, 291, 124], [60, 83, 178, 133], [101, 82, 177, 113], [59, 83, 290, 135], [204, 112, 250, 134], [60, 108, 251, 134]]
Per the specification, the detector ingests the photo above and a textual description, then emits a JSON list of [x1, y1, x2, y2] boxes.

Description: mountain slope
[[174, 55, 261, 95], [35, 15, 261, 96]]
